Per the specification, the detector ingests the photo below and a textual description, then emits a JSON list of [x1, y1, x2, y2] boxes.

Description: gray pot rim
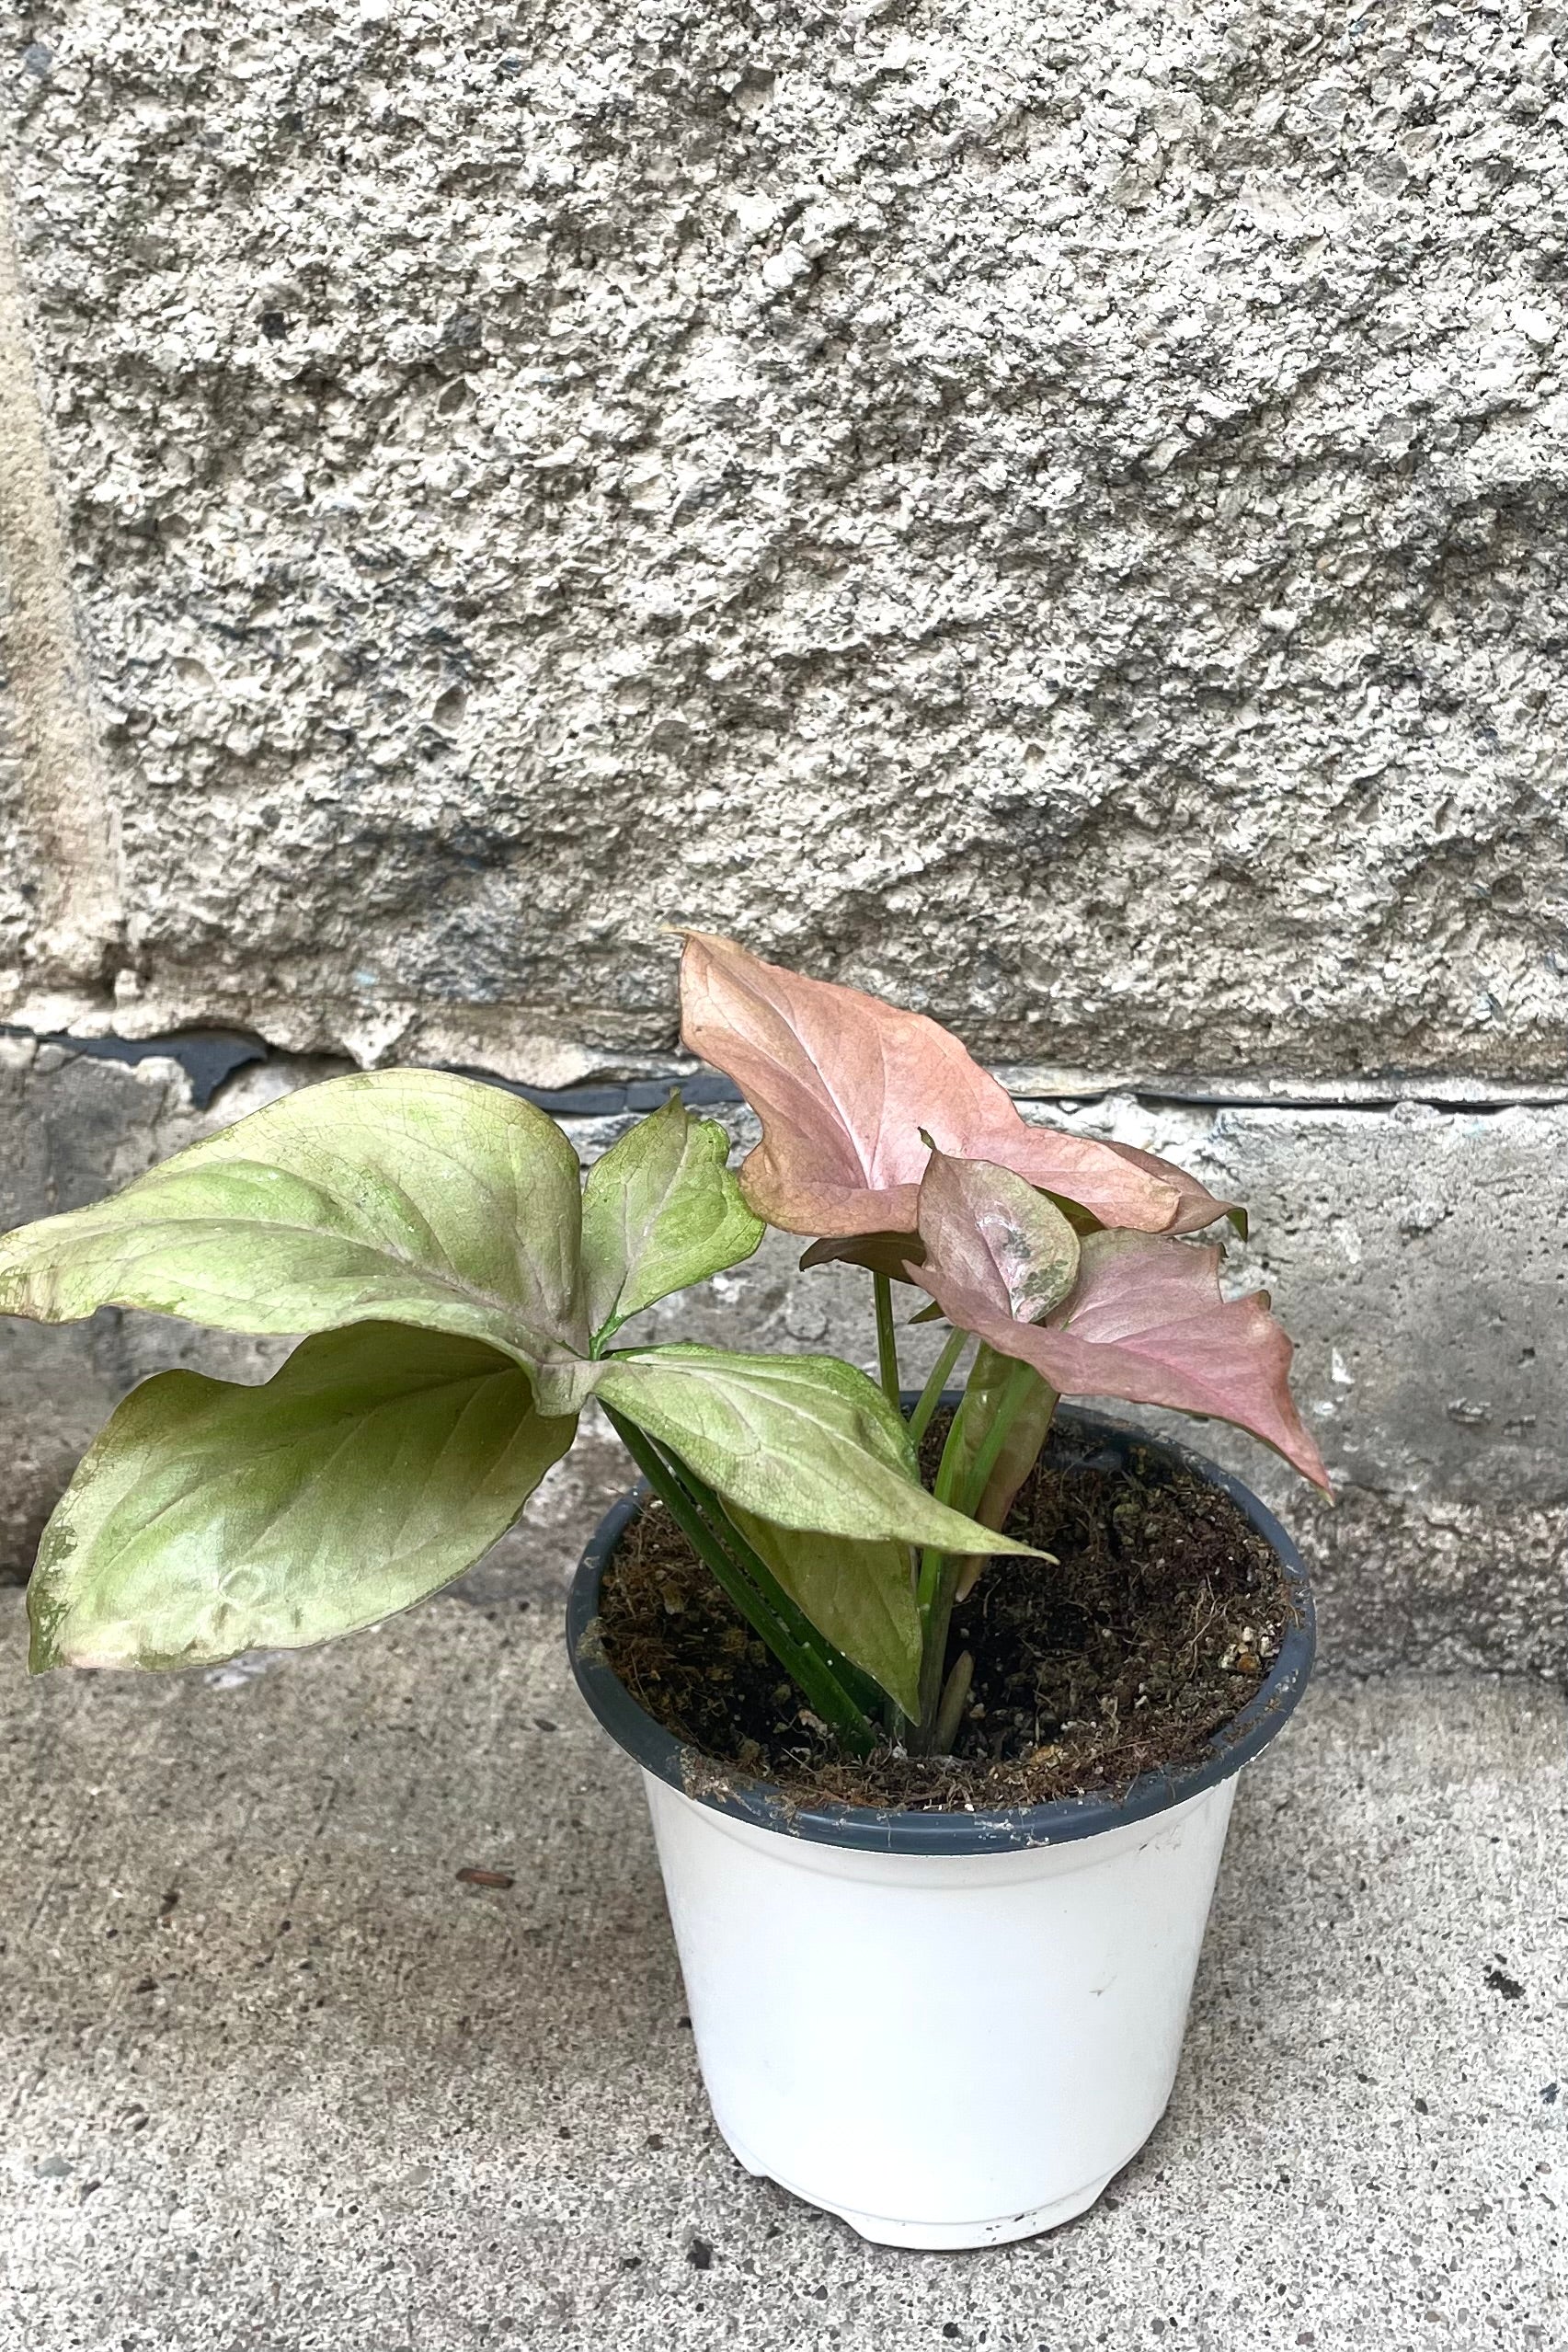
[[567, 1402, 1315, 1856]]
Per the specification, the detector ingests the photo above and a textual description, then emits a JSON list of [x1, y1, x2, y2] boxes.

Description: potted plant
[[0, 934, 1328, 2250]]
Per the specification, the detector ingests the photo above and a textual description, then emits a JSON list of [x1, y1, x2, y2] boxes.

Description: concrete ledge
[[0, 1580, 1562, 2351], [3, 1040, 1565, 1674]]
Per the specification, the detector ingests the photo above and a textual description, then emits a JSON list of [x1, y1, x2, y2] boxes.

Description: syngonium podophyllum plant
[[678, 932, 1330, 1752], [1, 933, 1327, 1764]]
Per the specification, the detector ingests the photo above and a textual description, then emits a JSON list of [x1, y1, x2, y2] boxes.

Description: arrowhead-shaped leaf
[[0, 1071, 592, 1395], [722, 1507, 922, 1718], [916, 1150, 1081, 1325], [27, 1325, 578, 1672], [679, 931, 1238, 1238], [581, 1096, 763, 1346], [597, 1343, 1043, 1554], [915, 1209, 1331, 1492]]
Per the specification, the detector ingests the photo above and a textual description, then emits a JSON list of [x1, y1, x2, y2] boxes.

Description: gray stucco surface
[[5, 1, 1566, 1079], [0, 533, 41, 976], [0, 1586, 1562, 2352]]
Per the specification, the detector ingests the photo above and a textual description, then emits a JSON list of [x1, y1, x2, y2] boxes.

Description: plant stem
[[602, 1405, 879, 1757], [932, 1649, 974, 1755], [907, 1325, 968, 1447], [873, 1271, 901, 1412], [640, 1422, 905, 1754], [912, 1367, 984, 1623], [666, 1456, 887, 1722], [910, 1353, 1051, 1753], [933, 1373, 983, 1510], [956, 1357, 1044, 1519], [909, 1384, 972, 1740]]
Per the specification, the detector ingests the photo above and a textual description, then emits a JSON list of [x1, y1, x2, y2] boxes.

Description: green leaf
[[27, 1325, 577, 1672], [945, 1344, 1059, 1529], [597, 1344, 1042, 1556], [723, 1505, 921, 1718], [0, 1071, 594, 1398], [580, 1096, 763, 1348], [944, 1345, 1060, 1601]]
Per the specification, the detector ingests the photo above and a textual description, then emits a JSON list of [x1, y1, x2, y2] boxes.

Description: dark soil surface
[[598, 1415, 1295, 1813]]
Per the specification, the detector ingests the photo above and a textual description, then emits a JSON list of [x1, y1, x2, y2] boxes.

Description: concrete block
[[4, 2, 1565, 1081], [0, 178, 120, 1009]]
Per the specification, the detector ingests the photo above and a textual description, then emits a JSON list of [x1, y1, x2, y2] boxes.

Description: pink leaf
[[1096, 1138, 1249, 1241], [915, 1150, 1080, 1325], [679, 933, 1234, 1239], [915, 1208, 1330, 1493]]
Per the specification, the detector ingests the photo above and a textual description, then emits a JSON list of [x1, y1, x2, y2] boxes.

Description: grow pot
[[567, 1405, 1314, 2250]]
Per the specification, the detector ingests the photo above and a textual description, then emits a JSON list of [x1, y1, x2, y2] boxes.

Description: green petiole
[[956, 1357, 1044, 1520], [873, 1271, 902, 1412], [907, 1325, 969, 1445], [603, 1405, 880, 1757]]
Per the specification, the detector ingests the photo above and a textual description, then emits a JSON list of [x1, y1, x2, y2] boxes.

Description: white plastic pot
[[568, 1406, 1313, 2250]]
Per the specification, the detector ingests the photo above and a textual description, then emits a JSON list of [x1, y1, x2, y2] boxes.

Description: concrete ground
[[0, 1577, 1562, 2352]]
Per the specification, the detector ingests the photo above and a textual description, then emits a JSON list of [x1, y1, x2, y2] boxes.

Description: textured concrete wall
[[1, 5, 1565, 1666], [4, 0, 1566, 1080]]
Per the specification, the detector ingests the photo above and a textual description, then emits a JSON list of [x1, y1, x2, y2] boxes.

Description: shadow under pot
[[567, 1402, 1315, 2250]]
